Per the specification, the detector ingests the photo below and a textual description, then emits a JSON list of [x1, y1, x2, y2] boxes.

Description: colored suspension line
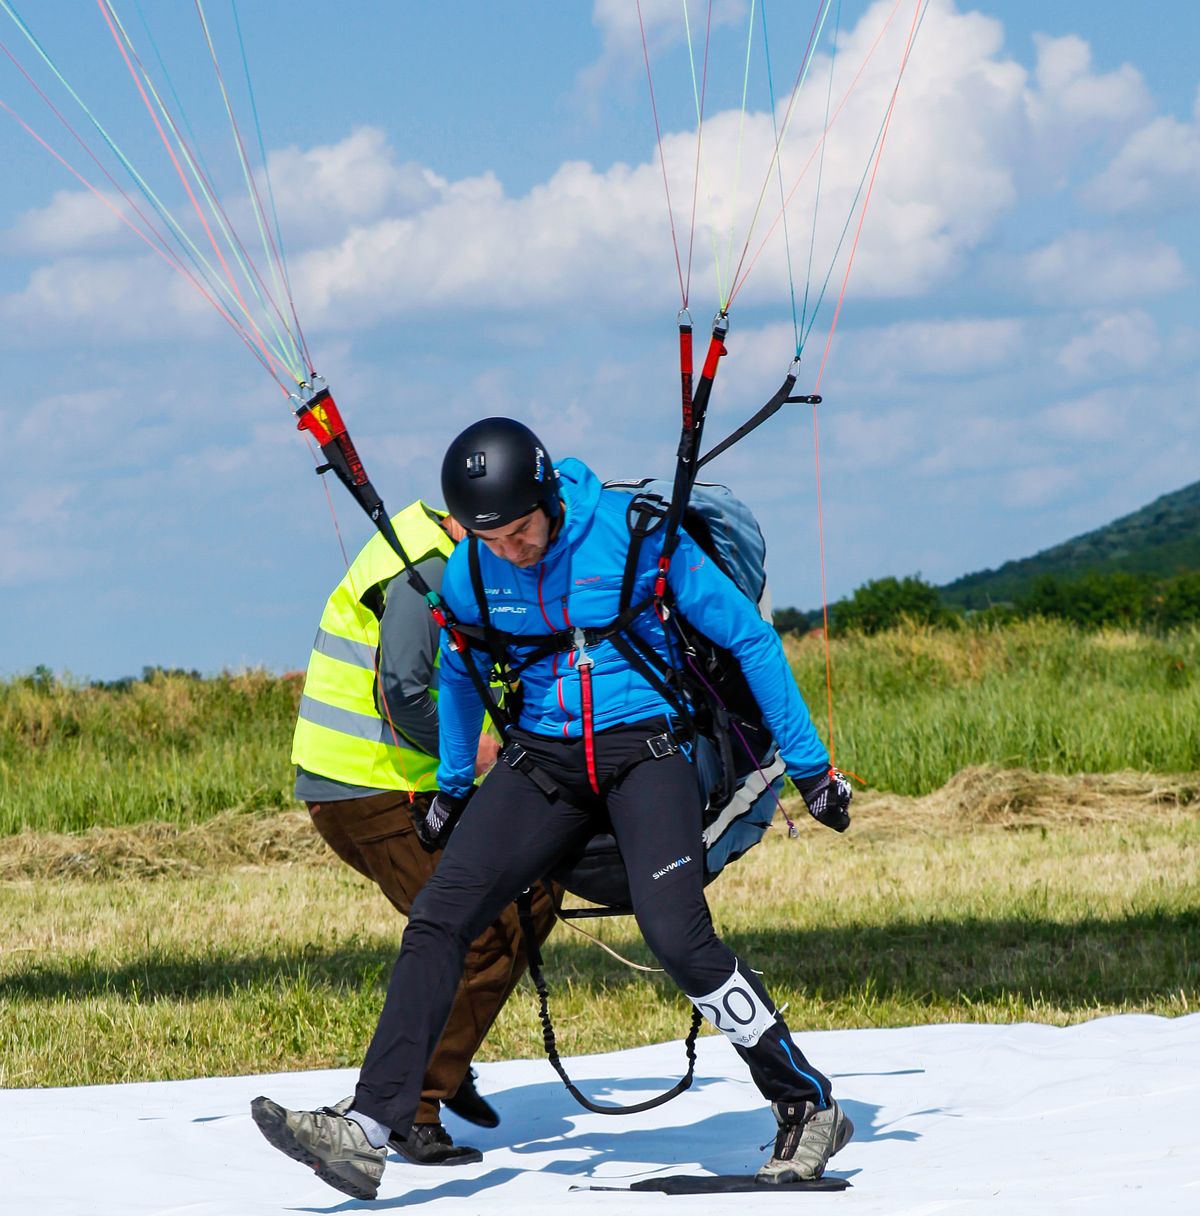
[[680, 0, 714, 308], [726, 0, 905, 308], [0, 0, 271, 370], [107, 0, 305, 381], [99, 0, 303, 382], [798, 0, 841, 349], [723, 0, 837, 311], [635, 0, 686, 306], [719, 0, 759, 312], [759, 0, 802, 354], [807, 0, 928, 768], [229, 0, 313, 376], [811, 0, 927, 396], [0, 91, 294, 394], [192, 0, 308, 375], [95, 0, 296, 383]]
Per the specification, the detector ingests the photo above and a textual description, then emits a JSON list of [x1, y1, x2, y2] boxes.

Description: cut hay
[[2, 767, 1197, 882], [843, 764, 1199, 836], [0, 808, 333, 881]]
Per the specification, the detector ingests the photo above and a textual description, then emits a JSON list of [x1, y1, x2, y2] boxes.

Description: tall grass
[[0, 669, 298, 835], [3, 621, 1198, 834], [788, 620, 1200, 792]]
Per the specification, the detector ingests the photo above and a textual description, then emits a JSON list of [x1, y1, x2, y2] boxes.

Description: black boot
[[388, 1122, 483, 1166], [443, 1068, 500, 1129]]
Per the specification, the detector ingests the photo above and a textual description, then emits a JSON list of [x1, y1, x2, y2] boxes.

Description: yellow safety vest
[[291, 502, 454, 791]]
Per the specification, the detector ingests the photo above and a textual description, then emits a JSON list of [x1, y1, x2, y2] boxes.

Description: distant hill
[[940, 480, 1200, 610]]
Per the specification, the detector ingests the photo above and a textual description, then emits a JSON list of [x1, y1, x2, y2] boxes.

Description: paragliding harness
[[460, 479, 787, 902]]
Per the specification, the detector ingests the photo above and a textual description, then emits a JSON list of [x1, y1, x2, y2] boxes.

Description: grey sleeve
[[375, 555, 445, 758]]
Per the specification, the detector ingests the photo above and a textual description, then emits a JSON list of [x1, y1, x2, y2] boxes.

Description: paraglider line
[[230, 0, 314, 375], [96, 0, 283, 380], [727, 0, 904, 307], [636, 0, 686, 305], [682, 0, 715, 308], [100, 0, 302, 379]]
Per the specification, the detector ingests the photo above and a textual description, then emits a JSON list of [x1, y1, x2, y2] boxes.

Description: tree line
[[775, 570, 1200, 636]]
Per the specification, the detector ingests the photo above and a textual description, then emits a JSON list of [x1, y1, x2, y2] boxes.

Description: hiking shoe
[[389, 1122, 483, 1165], [757, 1098, 853, 1183], [443, 1067, 500, 1129], [250, 1095, 386, 1200]]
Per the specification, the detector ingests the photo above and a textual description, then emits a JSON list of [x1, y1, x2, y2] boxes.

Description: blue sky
[[1, 0, 1197, 680]]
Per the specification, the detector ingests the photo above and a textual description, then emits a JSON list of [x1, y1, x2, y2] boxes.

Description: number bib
[[688, 966, 776, 1048]]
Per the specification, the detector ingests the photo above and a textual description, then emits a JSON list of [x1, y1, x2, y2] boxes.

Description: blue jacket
[[436, 457, 829, 796]]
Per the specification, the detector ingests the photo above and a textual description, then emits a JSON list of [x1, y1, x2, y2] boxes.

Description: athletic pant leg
[[606, 751, 832, 1108], [353, 764, 590, 1132], [311, 793, 560, 1123]]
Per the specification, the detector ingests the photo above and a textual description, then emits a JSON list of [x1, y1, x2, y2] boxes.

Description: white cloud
[[1054, 309, 1161, 378], [1039, 387, 1131, 442], [0, 251, 233, 345], [1083, 90, 1200, 214], [582, 0, 747, 92], [591, 0, 745, 50], [264, 127, 443, 242], [1002, 462, 1084, 509], [289, 2, 1034, 325], [1021, 229, 1187, 305], [5, 188, 125, 254], [1029, 34, 1151, 132], [837, 316, 1027, 379], [1, 4, 1190, 368]]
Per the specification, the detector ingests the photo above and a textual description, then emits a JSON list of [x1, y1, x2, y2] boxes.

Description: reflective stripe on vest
[[291, 501, 454, 792]]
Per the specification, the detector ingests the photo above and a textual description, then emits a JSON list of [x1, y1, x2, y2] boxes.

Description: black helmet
[[441, 417, 561, 530]]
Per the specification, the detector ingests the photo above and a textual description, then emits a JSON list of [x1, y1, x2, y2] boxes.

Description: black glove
[[413, 789, 472, 851], [795, 768, 852, 833]]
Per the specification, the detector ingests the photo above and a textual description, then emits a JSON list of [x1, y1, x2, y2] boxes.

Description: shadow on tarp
[[4, 908, 1198, 1010], [277, 1075, 912, 1212]]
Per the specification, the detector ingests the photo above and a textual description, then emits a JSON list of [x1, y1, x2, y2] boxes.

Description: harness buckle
[[502, 742, 528, 770], [572, 626, 594, 669], [646, 732, 678, 760]]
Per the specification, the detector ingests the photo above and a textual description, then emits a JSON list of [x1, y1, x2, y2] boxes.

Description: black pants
[[353, 718, 832, 1131]]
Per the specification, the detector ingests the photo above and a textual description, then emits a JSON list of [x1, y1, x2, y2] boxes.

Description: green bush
[[831, 575, 955, 635]]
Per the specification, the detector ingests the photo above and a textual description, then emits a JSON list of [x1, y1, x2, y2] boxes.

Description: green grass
[[786, 620, 1200, 792], [0, 669, 298, 835], [2, 801, 1197, 1088], [4, 622, 1200, 833]]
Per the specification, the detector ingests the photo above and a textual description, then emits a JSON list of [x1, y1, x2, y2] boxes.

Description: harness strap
[[572, 628, 601, 795], [609, 629, 693, 736], [500, 740, 560, 801], [517, 887, 702, 1115]]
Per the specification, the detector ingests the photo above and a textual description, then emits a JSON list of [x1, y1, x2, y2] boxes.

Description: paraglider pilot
[[252, 418, 854, 1200]]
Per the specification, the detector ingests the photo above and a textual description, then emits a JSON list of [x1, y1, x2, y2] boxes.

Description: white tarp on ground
[[4, 1013, 1199, 1215]]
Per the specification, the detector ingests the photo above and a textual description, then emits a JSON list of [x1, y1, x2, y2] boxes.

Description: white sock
[[346, 1108, 391, 1149]]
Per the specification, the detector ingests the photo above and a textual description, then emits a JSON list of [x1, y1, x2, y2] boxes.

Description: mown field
[[1, 621, 1198, 1089]]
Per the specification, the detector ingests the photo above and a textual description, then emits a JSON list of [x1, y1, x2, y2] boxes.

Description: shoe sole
[[250, 1096, 380, 1201], [760, 1110, 855, 1185]]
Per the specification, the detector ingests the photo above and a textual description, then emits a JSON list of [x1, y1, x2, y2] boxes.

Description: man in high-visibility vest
[[289, 499, 558, 1165]]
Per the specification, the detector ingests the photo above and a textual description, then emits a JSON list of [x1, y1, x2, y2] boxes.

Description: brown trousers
[[308, 790, 558, 1124]]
